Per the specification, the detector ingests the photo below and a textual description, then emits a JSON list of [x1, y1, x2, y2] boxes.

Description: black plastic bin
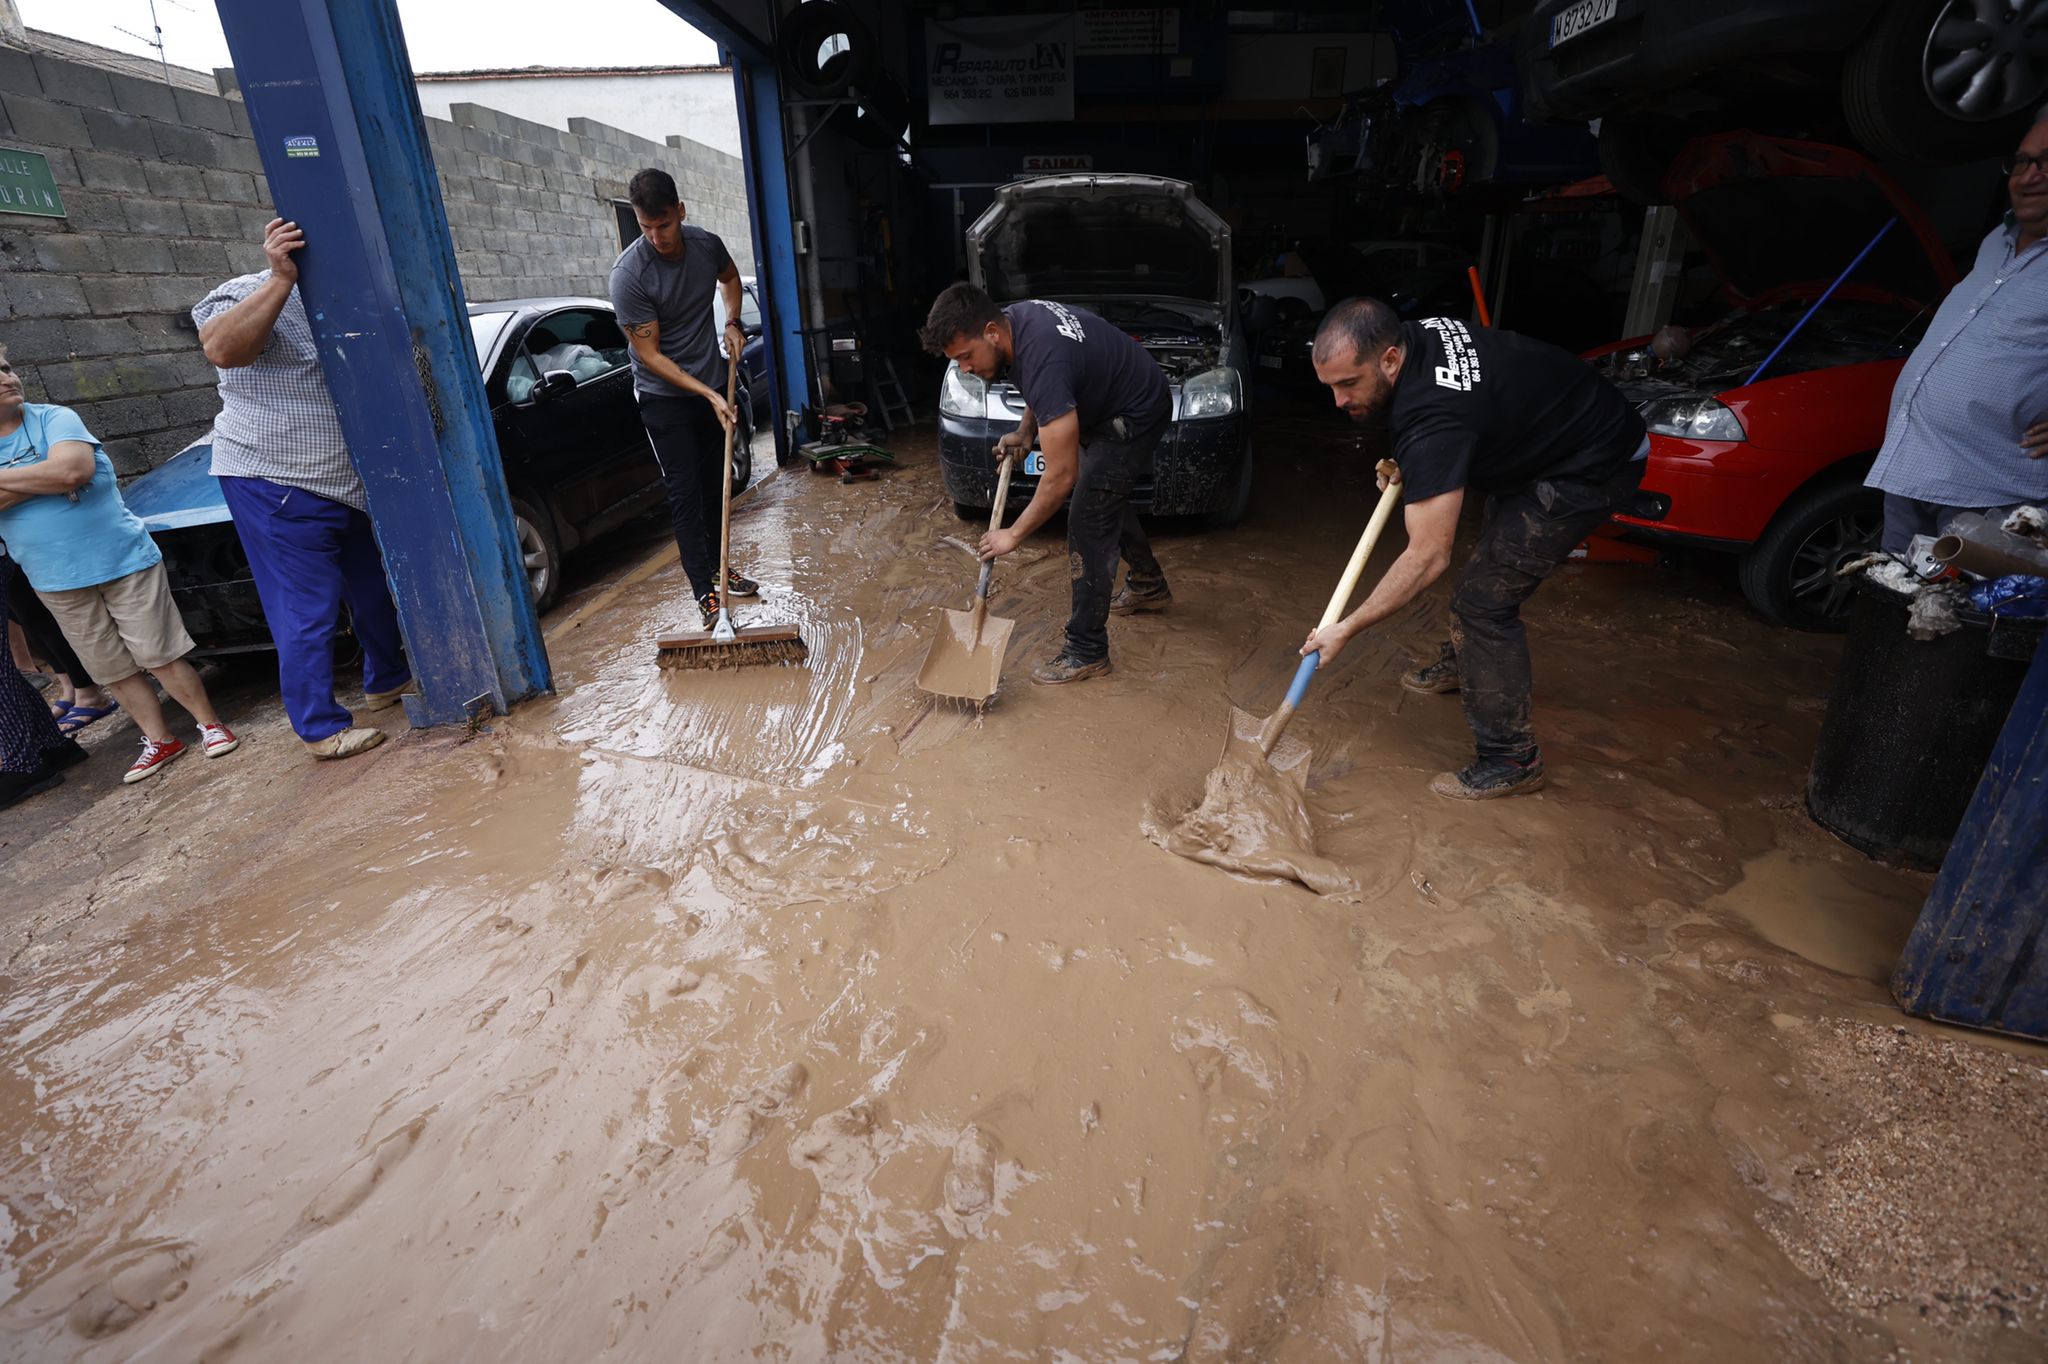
[[1807, 579, 2042, 870]]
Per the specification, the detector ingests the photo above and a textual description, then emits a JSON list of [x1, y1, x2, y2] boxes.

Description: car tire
[[1844, 0, 2048, 161], [730, 404, 754, 499], [953, 500, 987, 523], [1597, 114, 1684, 206], [510, 495, 563, 613], [780, 0, 877, 100], [1211, 447, 1256, 527], [1737, 477, 1884, 632]]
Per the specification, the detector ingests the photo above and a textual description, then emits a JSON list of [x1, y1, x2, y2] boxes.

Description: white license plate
[[1023, 451, 1044, 476], [1258, 354, 1284, 369], [1549, 0, 1617, 47]]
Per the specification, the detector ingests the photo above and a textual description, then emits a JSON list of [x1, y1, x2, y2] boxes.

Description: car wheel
[[1597, 114, 1685, 205], [509, 495, 563, 613], [730, 406, 754, 499], [1737, 478, 1883, 631], [1845, 0, 2048, 160], [953, 500, 987, 523]]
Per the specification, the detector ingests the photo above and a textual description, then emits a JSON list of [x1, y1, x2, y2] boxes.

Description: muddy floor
[[1, 403, 2043, 1362]]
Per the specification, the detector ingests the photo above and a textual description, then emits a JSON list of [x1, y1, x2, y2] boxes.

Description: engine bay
[[1595, 299, 1929, 402]]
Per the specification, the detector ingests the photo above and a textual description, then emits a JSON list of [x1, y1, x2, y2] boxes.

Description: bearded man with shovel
[[1302, 297, 1647, 800], [920, 283, 1172, 685]]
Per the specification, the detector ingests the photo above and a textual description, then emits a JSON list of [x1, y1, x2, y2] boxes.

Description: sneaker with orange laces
[[199, 723, 239, 757], [123, 736, 186, 784]]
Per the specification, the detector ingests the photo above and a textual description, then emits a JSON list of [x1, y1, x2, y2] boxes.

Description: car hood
[[968, 174, 1231, 312], [1662, 132, 1958, 310], [122, 438, 229, 532]]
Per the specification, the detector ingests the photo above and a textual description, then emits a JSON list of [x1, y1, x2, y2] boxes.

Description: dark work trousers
[[1448, 457, 1645, 761], [638, 393, 727, 603], [2, 551, 94, 686], [219, 475, 410, 743], [1064, 416, 1170, 665]]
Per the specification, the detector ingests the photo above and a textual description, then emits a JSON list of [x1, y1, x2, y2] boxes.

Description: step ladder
[[868, 354, 916, 433]]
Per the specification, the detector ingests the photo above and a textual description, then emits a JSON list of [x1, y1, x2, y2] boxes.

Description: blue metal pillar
[[732, 53, 811, 466], [1893, 640, 2048, 1040], [213, 0, 550, 727]]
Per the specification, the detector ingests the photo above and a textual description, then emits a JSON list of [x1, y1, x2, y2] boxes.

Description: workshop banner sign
[[925, 15, 1076, 126]]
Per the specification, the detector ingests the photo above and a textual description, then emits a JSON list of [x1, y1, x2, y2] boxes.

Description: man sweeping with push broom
[[612, 167, 803, 669]]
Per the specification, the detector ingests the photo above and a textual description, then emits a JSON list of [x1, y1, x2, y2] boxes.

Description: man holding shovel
[[919, 282, 1171, 685], [1301, 298, 1646, 800]]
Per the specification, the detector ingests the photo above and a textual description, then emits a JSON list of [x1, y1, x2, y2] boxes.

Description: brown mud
[[0, 410, 2043, 1361]]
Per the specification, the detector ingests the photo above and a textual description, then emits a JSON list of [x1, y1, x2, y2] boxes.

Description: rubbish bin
[[1807, 579, 2042, 870]]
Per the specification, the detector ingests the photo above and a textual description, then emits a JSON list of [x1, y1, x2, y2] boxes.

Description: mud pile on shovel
[[1144, 707, 1357, 896]]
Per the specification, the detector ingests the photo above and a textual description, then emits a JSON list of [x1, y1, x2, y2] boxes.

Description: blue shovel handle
[[1285, 651, 1320, 708], [975, 560, 995, 600]]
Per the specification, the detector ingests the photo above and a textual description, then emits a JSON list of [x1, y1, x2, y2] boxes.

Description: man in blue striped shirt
[[1866, 113, 2048, 551]]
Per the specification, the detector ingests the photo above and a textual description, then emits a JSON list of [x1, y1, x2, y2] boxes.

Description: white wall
[[415, 70, 741, 158]]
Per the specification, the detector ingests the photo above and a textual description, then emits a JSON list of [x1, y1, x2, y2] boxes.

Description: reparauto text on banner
[[925, 14, 1076, 126]]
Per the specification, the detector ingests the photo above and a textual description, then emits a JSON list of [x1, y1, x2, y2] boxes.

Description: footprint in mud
[[66, 1241, 194, 1339], [301, 1115, 427, 1227], [707, 1062, 809, 1163], [942, 1125, 998, 1229], [789, 1101, 883, 1195]]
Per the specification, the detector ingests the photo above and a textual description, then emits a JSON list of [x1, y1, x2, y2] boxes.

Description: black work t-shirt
[[1004, 300, 1171, 436], [1389, 319, 1645, 502]]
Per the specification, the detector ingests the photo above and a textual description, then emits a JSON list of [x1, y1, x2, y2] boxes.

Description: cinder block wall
[[0, 45, 752, 481]]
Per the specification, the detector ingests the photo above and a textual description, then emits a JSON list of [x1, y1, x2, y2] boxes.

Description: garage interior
[[1, 0, 2044, 1359]]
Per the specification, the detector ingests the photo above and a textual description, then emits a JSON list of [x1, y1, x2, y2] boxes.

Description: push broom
[[656, 356, 808, 670]]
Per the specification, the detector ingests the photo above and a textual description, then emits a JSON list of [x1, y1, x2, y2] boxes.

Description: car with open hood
[[1587, 131, 1960, 629], [937, 174, 1254, 524]]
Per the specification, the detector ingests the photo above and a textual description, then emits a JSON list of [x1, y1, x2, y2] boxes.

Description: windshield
[[980, 196, 1218, 304], [469, 311, 514, 370]]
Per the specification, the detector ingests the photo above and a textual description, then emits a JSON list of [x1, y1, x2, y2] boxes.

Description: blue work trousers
[[219, 475, 409, 742]]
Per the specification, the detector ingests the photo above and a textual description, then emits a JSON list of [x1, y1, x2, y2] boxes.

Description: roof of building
[[18, 28, 220, 94], [416, 64, 730, 81]]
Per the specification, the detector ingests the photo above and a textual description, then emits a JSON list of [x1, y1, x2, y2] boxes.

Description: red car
[[1587, 132, 1960, 629]]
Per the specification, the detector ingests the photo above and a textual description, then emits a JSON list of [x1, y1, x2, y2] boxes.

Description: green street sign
[[0, 148, 65, 218]]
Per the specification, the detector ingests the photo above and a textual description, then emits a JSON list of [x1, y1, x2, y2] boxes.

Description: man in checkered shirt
[[1866, 111, 2048, 552], [193, 218, 410, 761]]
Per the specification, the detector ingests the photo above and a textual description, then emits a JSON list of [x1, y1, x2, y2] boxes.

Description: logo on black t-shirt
[[1422, 317, 1483, 393], [1026, 299, 1088, 344]]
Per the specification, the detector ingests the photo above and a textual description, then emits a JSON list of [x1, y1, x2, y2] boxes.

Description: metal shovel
[[917, 452, 1019, 702]]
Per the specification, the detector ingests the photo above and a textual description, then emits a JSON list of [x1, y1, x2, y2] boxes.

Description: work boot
[[1109, 580, 1172, 615], [1429, 749, 1546, 801], [723, 571, 760, 599], [1031, 652, 1112, 686], [363, 677, 416, 710], [1402, 641, 1461, 694], [305, 727, 387, 761]]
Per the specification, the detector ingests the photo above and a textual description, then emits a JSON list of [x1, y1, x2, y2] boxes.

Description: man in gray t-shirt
[[608, 168, 753, 622]]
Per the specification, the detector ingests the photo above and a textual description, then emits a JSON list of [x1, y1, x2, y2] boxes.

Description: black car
[[1522, 0, 2048, 194], [937, 174, 1255, 525], [123, 297, 755, 651]]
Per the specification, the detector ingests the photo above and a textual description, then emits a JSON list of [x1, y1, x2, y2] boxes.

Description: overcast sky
[[22, 0, 719, 74]]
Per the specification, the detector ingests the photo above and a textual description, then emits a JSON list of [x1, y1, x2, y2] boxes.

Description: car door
[[493, 306, 647, 538]]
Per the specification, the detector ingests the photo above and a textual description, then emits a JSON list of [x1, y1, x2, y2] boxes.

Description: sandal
[[47, 698, 74, 720], [56, 701, 119, 735]]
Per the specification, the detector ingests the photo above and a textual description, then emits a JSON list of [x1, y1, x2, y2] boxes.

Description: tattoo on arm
[[622, 320, 659, 339]]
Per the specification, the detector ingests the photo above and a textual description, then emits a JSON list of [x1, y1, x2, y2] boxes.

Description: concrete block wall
[[0, 45, 752, 480]]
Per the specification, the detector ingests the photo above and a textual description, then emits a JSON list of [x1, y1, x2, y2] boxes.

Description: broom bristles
[[657, 637, 809, 670]]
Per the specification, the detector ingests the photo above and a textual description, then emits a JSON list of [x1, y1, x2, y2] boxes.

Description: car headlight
[[1640, 395, 1746, 442], [940, 361, 986, 419], [1181, 366, 1240, 420]]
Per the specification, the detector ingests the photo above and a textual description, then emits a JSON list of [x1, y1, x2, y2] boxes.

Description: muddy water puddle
[[0, 419, 2039, 1361]]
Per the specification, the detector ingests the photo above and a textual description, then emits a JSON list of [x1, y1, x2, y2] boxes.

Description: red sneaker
[[122, 736, 186, 784], [199, 723, 239, 757]]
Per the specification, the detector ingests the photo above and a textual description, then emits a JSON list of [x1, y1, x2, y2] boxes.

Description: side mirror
[[1243, 293, 1280, 337], [534, 369, 577, 402]]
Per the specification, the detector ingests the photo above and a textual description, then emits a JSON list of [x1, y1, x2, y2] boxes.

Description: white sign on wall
[[925, 15, 1076, 126], [1077, 8, 1181, 55], [1022, 154, 1093, 173]]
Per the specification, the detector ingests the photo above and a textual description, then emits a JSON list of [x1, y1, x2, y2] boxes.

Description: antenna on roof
[[109, 0, 174, 87]]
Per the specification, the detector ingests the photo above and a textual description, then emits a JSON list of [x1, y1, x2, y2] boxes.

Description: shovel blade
[[916, 608, 1017, 700]]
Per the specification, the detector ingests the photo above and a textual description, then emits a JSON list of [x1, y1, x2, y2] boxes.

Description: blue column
[[1892, 639, 2048, 1041], [213, 0, 550, 727], [732, 54, 812, 465]]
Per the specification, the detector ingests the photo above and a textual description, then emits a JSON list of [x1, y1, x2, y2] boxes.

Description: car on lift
[[1522, 0, 2048, 200], [937, 173, 1255, 524], [121, 296, 757, 652], [1587, 132, 1960, 630]]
